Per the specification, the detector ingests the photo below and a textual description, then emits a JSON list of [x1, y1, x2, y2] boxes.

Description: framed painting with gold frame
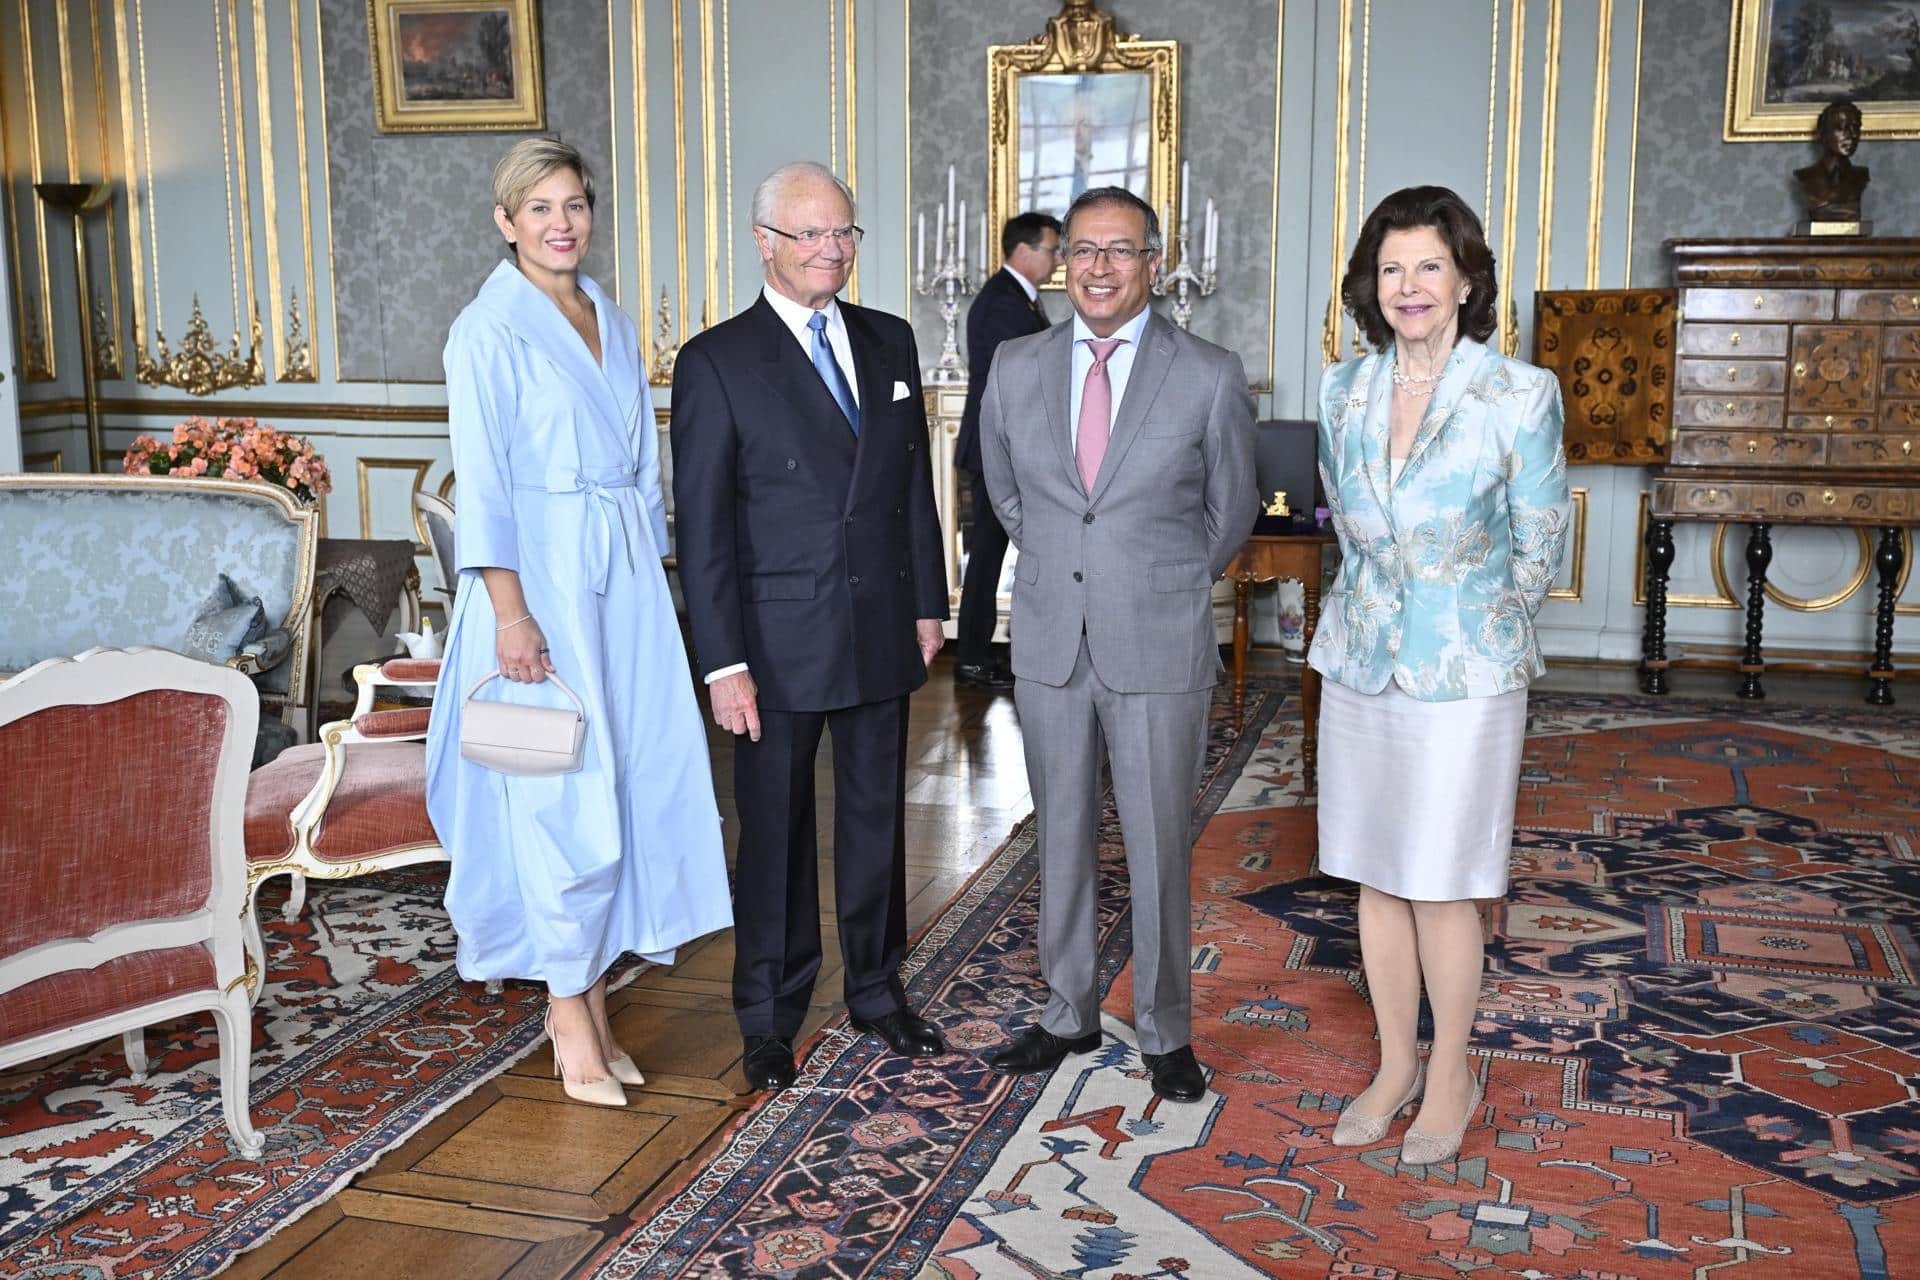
[[1725, 0, 1920, 141], [987, 1, 1179, 287], [367, 0, 545, 134]]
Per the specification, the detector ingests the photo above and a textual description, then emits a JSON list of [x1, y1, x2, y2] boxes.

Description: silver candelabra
[[1152, 161, 1218, 331], [915, 163, 984, 385]]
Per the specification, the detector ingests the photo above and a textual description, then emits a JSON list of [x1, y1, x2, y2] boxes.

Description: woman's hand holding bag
[[460, 669, 588, 776]]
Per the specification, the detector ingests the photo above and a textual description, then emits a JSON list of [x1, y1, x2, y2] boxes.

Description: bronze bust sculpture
[[1795, 99, 1870, 224]]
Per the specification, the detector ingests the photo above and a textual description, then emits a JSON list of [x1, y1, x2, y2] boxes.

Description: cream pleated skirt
[[1316, 677, 1529, 901]]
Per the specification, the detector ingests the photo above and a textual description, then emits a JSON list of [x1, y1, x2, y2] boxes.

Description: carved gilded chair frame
[[987, 1, 1179, 286]]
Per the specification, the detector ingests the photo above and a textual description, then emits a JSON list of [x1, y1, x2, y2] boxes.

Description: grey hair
[[750, 161, 856, 229], [1061, 185, 1163, 257]]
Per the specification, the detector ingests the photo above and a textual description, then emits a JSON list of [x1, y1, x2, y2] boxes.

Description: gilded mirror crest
[[988, 1, 1180, 286]]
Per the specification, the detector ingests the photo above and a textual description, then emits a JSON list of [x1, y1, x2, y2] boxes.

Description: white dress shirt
[[1003, 263, 1039, 303], [760, 284, 860, 407], [1068, 305, 1152, 449], [705, 286, 860, 685]]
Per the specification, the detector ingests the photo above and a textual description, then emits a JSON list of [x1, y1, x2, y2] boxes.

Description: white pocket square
[[892, 380, 911, 401]]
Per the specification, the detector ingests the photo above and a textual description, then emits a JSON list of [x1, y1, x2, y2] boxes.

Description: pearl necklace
[[1392, 367, 1442, 397]]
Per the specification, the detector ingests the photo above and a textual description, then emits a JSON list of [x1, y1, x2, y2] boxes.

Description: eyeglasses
[[760, 224, 864, 248], [1066, 243, 1147, 267]]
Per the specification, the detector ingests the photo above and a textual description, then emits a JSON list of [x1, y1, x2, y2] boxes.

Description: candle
[[934, 202, 945, 266], [917, 211, 926, 277], [1180, 161, 1190, 226], [979, 210, 988, 274], [1205, 200, 1217, 271], [958, 199, 967, 267], [947, 164, 956, 221]]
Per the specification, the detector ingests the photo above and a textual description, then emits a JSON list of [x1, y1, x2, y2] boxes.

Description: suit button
[[849, 575, 861, 586], [785, 458, 797, 470], [1072, 571, 1083, 582], [844, 515, 854, 525], [1083, 512, 1095, 525], [894, 506, 903, 516], [897, 568, 908, 579], [906, 441, 917, 452]]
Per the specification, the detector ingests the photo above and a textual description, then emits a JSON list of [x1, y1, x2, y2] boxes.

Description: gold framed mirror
[[987, 1, 1179, 287]]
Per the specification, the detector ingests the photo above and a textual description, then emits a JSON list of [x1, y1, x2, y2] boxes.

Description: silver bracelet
[[495, 613, 532, 632]]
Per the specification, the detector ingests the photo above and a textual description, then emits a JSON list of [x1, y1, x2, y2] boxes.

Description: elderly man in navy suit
[[671, 161, 950, 1091], [953, 212, 1061, 690]]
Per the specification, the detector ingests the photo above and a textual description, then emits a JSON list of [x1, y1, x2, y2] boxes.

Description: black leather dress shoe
[[850, 1008, 946, 1058], [954, 661, 1015, 690], [1140, 1045, 1207, 1102], [988, 1024, 1101, 1074], [742, 1035, 797, 1091]]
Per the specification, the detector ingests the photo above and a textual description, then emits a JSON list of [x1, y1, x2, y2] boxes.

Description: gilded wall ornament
[[281, 289, 317, 383], [136, 295, 266, 397]]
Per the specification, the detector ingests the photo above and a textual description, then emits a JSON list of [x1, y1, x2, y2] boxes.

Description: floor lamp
[[33, 182, 113, 473]]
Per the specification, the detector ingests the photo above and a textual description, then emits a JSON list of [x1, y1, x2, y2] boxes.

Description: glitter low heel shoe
[[1401, 1077, 1483, 1166], [1330, 1063, 1425, 1147]]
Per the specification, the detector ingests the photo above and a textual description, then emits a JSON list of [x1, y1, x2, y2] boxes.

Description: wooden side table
[[1225, 531, 1337, 789]]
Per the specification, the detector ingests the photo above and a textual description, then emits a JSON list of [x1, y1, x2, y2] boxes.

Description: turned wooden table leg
[[1301, 577, 1323, 794], [1232, 577, 1251, 731], [1641, 517, 1675, 695], [1869, 525, 1904, 706], [1738, 522, 1773, 701]]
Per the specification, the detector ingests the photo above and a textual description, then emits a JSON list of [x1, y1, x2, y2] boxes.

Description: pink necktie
[[1076, 338, 1125, 493]]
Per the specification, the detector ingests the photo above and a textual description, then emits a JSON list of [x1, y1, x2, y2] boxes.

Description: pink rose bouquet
[[124, 416, 332, 504]]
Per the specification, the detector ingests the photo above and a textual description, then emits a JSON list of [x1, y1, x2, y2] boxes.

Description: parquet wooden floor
[[224, 652, 1885, 1278]]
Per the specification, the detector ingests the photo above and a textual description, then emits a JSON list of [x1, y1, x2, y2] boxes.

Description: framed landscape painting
[[368, 0, 545, 134], [1725, 0, 1920, 139]]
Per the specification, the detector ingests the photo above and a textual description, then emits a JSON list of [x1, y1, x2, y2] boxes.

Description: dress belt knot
[[514, 468, 639, 595]]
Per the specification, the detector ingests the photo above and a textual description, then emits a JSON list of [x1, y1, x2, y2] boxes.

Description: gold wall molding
[[21, 394, 449, 422], [1583, 0, 1612, 288], [632, 0, 652, 337], [1321, 0, 1355, 366], [355, 456, 434, 542], [254, 0, 317, 382], [672, 0, 689, 344], [1533, 0, 1562, 294], [1263, 0, 1282, 393], [1495, 0, 1524, 355], [138, 295, 264, 395], [11, 0, 56, 379], [1623, 0, 1643, 285], [87, 0, 126, 380], [113, 0, 147, 364], [282, 287, 315, 381], [701, 0, 717, 324], [24, 450, 65, 471], [842, 0, 855, 304], [1483, 0, 1498, 221], [607, 0, 620, 298], [1547, 485, 1587, 601], [1706, 524, 1914, 614], [91, 294, 118, 377]]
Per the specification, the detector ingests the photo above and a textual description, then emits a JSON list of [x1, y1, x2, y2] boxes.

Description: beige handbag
[[459, 670, 587, 776]]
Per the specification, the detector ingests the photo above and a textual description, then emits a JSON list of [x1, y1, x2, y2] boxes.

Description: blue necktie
[[808, 310, 860, 436]]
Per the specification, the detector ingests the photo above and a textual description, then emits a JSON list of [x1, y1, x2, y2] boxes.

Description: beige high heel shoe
[[1401, 1077, 1483, 1166], [1331, 1062, 1425, 1147], [545, 1008, 627, 1107], [606, 1050, 646, 1088]]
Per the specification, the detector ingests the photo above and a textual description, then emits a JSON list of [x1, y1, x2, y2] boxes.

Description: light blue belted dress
[[425, 261, 732, 996]]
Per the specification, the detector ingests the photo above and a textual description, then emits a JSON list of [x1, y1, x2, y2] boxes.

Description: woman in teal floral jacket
[[1308, 186, 1570, 1166]]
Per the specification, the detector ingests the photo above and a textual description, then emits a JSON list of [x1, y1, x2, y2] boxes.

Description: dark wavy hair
[[1340, 185, 1497, 353]]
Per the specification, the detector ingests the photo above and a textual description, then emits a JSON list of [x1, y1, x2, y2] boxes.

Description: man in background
[[951, 212, 1061, 690]]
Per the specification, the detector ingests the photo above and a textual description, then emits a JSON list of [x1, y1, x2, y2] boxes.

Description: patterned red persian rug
[[587, 682, 1920, 1279], [0, 869, 605, 1279]]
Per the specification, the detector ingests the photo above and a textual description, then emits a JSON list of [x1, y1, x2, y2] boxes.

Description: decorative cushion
[[180, 574, 267, 663], [241, 626, 293, 671], [0, 944, 217, 1049]]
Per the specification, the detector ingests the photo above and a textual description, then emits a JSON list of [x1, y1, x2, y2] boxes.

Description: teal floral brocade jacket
[[1307, 337, 1572, 702]]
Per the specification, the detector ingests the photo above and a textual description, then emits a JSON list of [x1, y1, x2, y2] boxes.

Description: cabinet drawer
[[1884, 364, 1920, 398], [1789, 413, 1874, 432], [1755, 484, 1913, 522], [1677, 323, 1790, 357], [1831, 433, 1920, 467], [1838, 289, 1920, 321], [1886, 401, 1920, 431], [1886, 327, 1920, 362], [1670, 430, 1825, 467], [1678, 358, 1787, 393], [1662, 480, 1752, 517], [1683, 287, 1832, 322], [1788, 326, 1879, 413], [1673, 394, 1784, 429]]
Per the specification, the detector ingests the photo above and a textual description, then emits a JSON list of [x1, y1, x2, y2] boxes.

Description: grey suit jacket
[[979, 311, 1257, 693]]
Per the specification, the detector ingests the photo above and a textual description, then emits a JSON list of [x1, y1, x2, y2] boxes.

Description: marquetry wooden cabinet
[[1643, 238, 1920, 704]]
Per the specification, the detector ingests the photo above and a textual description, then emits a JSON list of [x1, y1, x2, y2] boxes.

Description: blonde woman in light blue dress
[[425, 139, 732, 1108], [1309, 185, 1570, 1165]]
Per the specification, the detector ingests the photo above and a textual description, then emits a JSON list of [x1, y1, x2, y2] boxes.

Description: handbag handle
[[463, 668, 587, 716]]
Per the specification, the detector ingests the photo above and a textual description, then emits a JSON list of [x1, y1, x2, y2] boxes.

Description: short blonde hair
[[491, 137, 595, 217]]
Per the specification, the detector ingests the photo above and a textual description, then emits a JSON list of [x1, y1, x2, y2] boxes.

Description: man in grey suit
[[978, 186, 1256, 1101]]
